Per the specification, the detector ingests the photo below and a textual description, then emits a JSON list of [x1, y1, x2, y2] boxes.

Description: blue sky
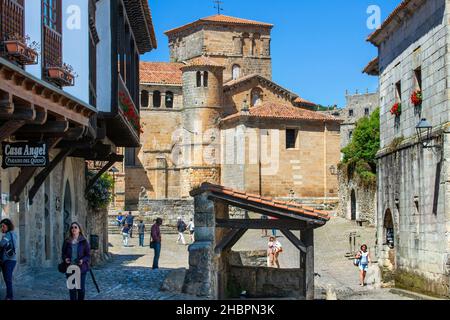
[[143, 0, 400, 108]]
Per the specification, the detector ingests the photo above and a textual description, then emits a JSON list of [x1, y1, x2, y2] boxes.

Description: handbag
[[150, 241, 155, 249], [58, 261, 68, 274]]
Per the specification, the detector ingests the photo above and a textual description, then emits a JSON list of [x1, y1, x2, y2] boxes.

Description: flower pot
[[4, 40, 26, 55]]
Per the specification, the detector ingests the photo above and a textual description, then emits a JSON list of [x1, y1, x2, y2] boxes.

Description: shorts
[[189, 230, 194, 235], [359, 264, 369, 271]]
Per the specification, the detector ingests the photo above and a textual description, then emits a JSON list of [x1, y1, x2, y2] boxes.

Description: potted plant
[[390, 103, 402, 117], [46, 61, 77, 86], [411, 89, 422, 107], [3, 33, 39, 65]]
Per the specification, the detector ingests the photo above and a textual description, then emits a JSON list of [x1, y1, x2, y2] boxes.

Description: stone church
[[118, 14, 341, 221]]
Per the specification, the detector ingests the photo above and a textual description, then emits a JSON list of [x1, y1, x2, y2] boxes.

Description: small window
[[165, 91, 174, 109], [349, 131, 353, 140], [364, 108, 370, 116], [141, 90, 149, 108], [125, 148, 136, 167], [349, 109, 354, 117], [414, 67, 422, 90], [196, 71, 202, 87], [153, 91, 161, 108], [232, 64, 241, 80], [395, 81, 402, 102], [251, 88, 263, 107], [286, 129, 298, 149], [203, 71, 208, 87]]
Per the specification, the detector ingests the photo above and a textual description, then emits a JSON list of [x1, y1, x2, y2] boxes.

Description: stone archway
[[350, 189, 357, 221], [383, 208, 396, 268], [63, 181, 72, 239]]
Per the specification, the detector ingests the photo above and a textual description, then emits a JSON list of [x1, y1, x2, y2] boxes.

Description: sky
[[143, 0, 400, 108]]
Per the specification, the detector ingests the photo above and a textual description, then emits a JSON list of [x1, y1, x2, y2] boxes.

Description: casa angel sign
[[2, 142, 49, 168]]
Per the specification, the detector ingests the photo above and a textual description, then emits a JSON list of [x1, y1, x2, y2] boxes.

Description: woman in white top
[[267, 236, 283, 268], [187, 219, 195, 243], [355, 244, 371, 286]]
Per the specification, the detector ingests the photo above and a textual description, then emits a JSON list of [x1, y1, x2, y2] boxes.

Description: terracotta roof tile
[[165, 14, 273, 35], [294, 97, 317, 107], [140, 62, 183, 85], [190, 183, 330, 222], [221, 102, 340, 123]]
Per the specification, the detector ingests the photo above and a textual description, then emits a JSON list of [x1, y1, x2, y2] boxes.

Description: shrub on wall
[[341, 108, 380, 187], [86, 171, 114, 210]]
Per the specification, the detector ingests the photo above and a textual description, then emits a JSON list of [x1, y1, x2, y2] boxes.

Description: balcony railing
[[118, 73, 141, 136], [43, 24, 62, 69], [0, 0, 24, 42]]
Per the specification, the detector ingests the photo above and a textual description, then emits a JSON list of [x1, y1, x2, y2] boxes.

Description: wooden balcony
[[3, 38, 38, 65], [0, 0, 24, 41], [103, 74, 140, 147]]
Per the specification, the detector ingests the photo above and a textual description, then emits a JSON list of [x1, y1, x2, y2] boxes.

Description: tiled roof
[[140, 62, 183, 85], [123, 0, 157, 53], [294, 97, 317, 107], [224, 74, 299, 101], [221, 102, 340, 123], [190, 183, 330, 222], [367, 0, 425, 46], [181, 56, 225, 69], [363, 57, 379, 76], [165, 14, 273, 35]]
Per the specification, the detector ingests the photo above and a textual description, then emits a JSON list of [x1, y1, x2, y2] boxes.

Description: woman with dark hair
[[61, 222, 91, 300], [0, 219, 17, 300], [355, 244, 371, 286]]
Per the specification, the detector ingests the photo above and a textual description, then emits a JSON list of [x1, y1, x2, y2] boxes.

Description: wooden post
[[301, 228, 314, 300]]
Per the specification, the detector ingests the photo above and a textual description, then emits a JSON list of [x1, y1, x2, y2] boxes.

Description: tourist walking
[[150, 218, 163, 269], [122, 224, 130, 247], [0, 219, 17, 300], [125, 212, 135, 238], [187, 218, 195, 243], [116, 212, 124, 228], [261, 215, 268, 237], [176, 217, 187, 245], [138, 220, 146, 247], [61, 222, 91, 301], [267, 236, 283, 268], [355, 244, 371, 286]]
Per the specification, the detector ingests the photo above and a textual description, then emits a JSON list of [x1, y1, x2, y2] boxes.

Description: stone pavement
[[7, 216, 417, 300], [11, 233, 196, 300]]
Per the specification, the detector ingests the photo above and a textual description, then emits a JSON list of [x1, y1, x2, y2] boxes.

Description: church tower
[[179, 56, 225, 197]]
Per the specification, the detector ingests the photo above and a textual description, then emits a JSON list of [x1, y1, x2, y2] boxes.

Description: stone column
[[156, 156, 167, 199], [161, 92, 166, 108], [148, 92, 153, 108], [183, 192, 217, 299]]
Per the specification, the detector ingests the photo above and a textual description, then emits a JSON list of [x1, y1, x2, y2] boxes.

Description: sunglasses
[[71, 226, 79, 229]]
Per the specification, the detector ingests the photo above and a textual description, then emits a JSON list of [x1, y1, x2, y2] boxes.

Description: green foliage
[[86, 171, 114, 210], [341, 108, 380, 185]]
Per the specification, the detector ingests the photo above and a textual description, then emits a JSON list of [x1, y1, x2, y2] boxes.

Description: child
[[122, 224, 130, 247]]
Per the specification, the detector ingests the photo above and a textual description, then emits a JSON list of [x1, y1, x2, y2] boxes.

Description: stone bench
[[356, 219, 368, 227]]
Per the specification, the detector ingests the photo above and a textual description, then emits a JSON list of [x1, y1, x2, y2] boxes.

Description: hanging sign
[[2, 142, 49, 168]]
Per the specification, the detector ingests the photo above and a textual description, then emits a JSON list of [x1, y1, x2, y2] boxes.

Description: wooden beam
[[27, 107, 47, 125], [10, 138, 62, 202], [19, 120, 69, 134], [85, 158, 117, 193], [216, 219, 306, 231], [300, 228, 314, 300], [28, 147, 75, 205], [280, 229, 307, 253], [0, 120, 26, 142], [214, 228, 248, 254], [0, 102, 35, 121]]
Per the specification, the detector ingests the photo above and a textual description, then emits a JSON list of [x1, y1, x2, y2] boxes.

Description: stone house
[[119, 14, 342, 224], [0, 0, 156, 276], [336, 92, 379, 225], [366, 0, 450, 297]]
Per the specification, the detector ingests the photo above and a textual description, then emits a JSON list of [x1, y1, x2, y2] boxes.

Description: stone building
[[0, 0, 156, 276], [119, 14, 342, 224], [366, 0, 450, 297], [336, 92, 379, 225]]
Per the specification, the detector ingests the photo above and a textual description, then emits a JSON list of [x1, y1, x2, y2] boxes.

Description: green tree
[[341, 108, 380, 184]]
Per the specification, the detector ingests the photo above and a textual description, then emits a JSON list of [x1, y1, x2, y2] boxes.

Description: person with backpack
[[0, 219, 17, 300], [61, 222, 91, 301], [176, 217, 187, 245], [122, 224, 130, 247], [355, 244, 371, 287], [187, 218, 195, 243]]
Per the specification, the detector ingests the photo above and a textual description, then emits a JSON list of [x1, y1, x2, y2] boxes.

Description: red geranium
[[390, 103, 402, 117], [411, 89, 422, 107]]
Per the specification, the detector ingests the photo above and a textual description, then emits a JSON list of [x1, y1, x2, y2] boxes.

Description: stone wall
[[137, 199, 194, 226], [337, 168, 377, 225]]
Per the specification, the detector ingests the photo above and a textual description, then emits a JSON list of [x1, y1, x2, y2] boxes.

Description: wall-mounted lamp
[[416, 118, 440, 149]]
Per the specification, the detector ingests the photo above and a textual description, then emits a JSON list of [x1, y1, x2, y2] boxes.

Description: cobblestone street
[[5, 216, 422, 300]]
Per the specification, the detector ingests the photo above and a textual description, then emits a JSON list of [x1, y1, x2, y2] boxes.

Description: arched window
[[203, 71, 208, 87], [141, 90, 149, 108], [384, 209, 394, 248], [232, 64, 241, 80], [196, 71, 202, 87], [165, 91, 174, 108], [153, 90, 161, 108], [251, 88, 263, 106], [253, 33, 261, 56]]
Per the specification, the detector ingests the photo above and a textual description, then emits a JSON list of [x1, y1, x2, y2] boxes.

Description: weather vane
[[214, 0, 224, 15]]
